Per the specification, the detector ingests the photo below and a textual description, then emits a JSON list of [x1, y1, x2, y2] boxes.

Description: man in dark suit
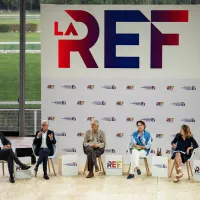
[[0, 132, 31, 183], [33, 120, 56, 180]]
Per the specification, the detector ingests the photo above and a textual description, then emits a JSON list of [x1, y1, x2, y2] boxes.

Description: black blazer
[[33, 130, 56, 156], [0, 132, 11, 149]]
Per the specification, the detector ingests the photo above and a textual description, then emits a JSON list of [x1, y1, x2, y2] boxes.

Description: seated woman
[[171, 124, 199, 183], [127, 120, 152, 179]]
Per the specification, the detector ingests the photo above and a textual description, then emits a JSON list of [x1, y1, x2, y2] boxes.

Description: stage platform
[[0, 164, 199, 200]]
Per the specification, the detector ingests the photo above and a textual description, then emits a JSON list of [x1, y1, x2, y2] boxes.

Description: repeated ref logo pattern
[[48, 83, 196, 125], [46, 81, 197, 157], [54, 10, 188, 69]]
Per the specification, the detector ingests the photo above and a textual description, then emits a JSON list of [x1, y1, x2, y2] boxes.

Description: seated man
[[33, 120, 56, 180], [83, 120, 106, 178], [0, 132, 31, 183]]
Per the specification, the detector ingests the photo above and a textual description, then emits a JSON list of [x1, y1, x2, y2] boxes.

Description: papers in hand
[[130, 145, 141, 150]]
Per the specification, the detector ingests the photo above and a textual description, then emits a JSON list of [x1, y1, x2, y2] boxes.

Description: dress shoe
[[9, 176, 15, 183], [127, 174, 134, 179], [21, 164, 31, 170], [86, 171, 94, 178], [136, 169, 141, 175], [95, 165, 99, 172], [43, 173, 49, 180]]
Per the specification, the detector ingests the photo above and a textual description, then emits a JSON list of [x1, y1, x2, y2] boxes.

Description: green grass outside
[[0, 11, 40, 15], [0, 19, 40, 24], [0, 32, 40, 42], [0, 13, 41, 109], [0, 104, 41, 109], [0, 14, 40, 43], [0, 11, 40, 25], [0, 53, 41, 104]]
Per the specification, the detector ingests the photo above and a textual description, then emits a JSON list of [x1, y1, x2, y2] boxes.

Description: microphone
[[37, 129, 43, 138]]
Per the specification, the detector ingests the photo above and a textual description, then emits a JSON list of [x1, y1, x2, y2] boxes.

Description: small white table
[[58, 155, 78, 176], [14, 157, 32, 179], [193, 160, 200, 182], [152, 156, 171, 178]]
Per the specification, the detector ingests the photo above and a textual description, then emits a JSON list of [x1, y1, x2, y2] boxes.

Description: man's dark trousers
[[84, 146, 104, 172]]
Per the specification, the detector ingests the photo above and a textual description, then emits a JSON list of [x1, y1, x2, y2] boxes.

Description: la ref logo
[[54, 10, 188, 69], [63, 162, 77, 166]]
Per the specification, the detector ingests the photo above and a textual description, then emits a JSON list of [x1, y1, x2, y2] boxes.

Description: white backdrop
[[41, 5, 200, 164]]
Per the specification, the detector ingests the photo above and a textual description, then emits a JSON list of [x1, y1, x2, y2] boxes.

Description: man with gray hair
[[33, 120, 56, 180], [83, 120, 106, 178]]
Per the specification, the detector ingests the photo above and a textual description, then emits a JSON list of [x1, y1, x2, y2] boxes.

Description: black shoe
[[21, 164, 31, 170], [137, 169, 141, 175], [34, 165, 39, 177], [9, 176, 15, 183], [127, 174, 134, 179], [43, 173, 49, 180], [86, 171, 94, 178]]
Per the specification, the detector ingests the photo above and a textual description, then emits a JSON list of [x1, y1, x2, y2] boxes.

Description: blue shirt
[[129, 130, 152, 155]]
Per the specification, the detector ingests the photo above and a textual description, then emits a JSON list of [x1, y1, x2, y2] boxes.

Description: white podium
[[14, 157, 32, 179], [59, 155, 78, 176], [106, 155, 122, 176], [193, 160, 200, 182], [152, 156, 168, 178]]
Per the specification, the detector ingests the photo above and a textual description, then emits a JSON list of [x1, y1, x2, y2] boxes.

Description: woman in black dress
[[171, 124, 198, 183]]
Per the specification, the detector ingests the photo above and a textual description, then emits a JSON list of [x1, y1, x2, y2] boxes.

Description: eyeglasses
[[41, 124, 47, 126]]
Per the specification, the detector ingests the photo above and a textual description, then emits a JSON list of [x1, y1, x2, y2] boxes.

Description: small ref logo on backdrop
[[142, 118, 155, 122], [105, 149, 116, 154], [51, 101, 66, 105], [62, 117, 76, 121], [63, 148, 76, 152], [102, 117, 116, 121], [131, 102, 146, 106], [102, 85, 116, 89], [92, 101, 106, 105], [141, 86, 156, 90], [62, 85, 76, 89], [54, 132, 67, 137]]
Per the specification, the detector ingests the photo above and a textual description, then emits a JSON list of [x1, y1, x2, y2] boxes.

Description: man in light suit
[[0, 132, 31, 183], [33, 120, 56, 180], [83, 120, 106, 178]]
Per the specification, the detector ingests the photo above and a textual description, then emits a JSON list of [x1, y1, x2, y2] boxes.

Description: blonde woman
[[171, 125, 198, 183]]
